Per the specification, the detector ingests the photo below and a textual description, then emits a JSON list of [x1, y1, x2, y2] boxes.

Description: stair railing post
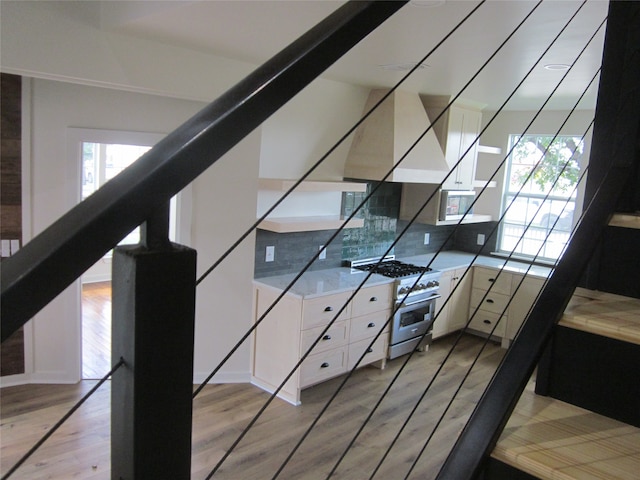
[[111, 202, 197, 479]]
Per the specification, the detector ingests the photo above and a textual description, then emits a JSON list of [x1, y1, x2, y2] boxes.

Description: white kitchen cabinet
[[468, 266, 547, 347], [468, 267, 512, 342], [251, 282, 391, 405], [507, 274, 545, 341], [421, 97, 482, 191], [432, 268, 471, 339]]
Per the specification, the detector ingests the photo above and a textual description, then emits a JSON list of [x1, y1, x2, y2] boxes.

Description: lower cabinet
[[433, 268, 471, 339], [252, 282, 392, 405], [468, 266, 547, 346], [507, 274, 546, 341]]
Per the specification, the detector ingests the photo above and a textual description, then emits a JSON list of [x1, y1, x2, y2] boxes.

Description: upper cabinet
[[421, 96, 483, 191], [256, 179, 366, 233]]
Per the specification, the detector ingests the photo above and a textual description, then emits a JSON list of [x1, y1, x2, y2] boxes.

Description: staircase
[[485, 284, 640, 479]]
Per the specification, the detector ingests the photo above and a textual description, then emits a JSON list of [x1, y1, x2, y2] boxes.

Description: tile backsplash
[[254, 181, 499, 278]]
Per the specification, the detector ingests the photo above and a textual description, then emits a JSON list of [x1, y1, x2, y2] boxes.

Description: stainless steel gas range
[[350, 256, 442, 359]]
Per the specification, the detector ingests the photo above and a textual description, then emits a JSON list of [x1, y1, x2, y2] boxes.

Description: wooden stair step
[[492, 389, 640, 480], [559, 287, 640, 346]]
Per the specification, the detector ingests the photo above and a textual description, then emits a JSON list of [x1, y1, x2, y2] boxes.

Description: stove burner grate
[[353, 260, 431, 278]]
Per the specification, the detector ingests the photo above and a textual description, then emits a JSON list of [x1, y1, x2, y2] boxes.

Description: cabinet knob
[[370, 296, 378, 302], [366, 348, 373, 353], [322, 334, 331, 341], [321, 362, 329, 368], [367, 322, 375, 328], [483, 319, 492, 325], [486, 299, 494, 304], [324, 306, 333, 312], [488, 278, 495, 283]]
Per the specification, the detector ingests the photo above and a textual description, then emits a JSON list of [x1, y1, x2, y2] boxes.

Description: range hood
[[344, 89, 449, 183]]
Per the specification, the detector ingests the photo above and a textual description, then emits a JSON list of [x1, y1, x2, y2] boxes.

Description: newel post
[[111, 203, 197, 479]]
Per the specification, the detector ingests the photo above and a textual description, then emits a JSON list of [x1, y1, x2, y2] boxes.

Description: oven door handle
[[399, 293, 441, 308]]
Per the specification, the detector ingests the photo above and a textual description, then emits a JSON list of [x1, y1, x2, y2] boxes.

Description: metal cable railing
[[2, 0, 629, 478], [191, 1, 604, 478]]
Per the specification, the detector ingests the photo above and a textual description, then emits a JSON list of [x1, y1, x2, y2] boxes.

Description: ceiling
[[96, 0, 609, 111]]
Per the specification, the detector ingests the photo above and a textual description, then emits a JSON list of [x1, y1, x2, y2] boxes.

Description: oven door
[[391, 294, 440, 346]]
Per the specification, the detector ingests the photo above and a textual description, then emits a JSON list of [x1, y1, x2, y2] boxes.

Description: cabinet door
[[302, 292, 352, 329], [449, 268, 472, 331], [433, 270, 452, 338], [473, 267, 511, 295], [352, 283, 393, 317], [442, 106, 481, 190], [350, 310, 390, 342], [507, 275, 545, 340]]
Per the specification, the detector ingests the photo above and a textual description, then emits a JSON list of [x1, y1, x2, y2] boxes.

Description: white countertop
[[254, 251, 553, 298], [253, 267, 393, 299], [400, 252, 554, 278]]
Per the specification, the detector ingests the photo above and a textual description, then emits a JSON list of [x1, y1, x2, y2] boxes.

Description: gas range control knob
[[417, 283, 427, 290], [398, 287, 409, 295]]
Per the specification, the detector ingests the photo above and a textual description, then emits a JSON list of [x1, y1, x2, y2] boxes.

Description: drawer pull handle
[[324, 306, 333, 312], [322, 335, 331, 341], [488, 278, 495, 283], [321, 362, 329, 368], [486, 299, 494, 304], [370, 296, 378, 302], [483, 319, 492, 325], [366, 348, 373, 353], [367, 322, 376, 328]]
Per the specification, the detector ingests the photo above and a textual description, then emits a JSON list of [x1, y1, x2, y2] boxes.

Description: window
[[498, 134, 583, 262]]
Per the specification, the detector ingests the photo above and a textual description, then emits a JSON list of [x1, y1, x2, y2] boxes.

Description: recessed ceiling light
[[379, 62, 429, 72], [544, 64, 570, 71]]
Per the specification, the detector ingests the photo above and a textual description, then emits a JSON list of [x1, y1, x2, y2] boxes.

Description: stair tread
[[560, 288, 640, 345], [492, 388, 640, 480]]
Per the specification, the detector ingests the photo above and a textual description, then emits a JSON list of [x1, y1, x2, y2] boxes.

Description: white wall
[[21, 79, 209, 384], [475, 109, 594, 218]]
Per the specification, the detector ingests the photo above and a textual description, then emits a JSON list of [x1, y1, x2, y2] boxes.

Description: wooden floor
[[81, 282, 112, 380], [0, 333, 505, 479]]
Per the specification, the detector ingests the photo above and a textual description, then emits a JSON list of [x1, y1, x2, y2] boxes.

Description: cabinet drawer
[[350, 310, 390, 343], [473, 267, 511, 295], [348, 334, 388, 371], [470, 288, 510, 315], [352, 284, 393, 317], [302, 292, 351, 329], [301, 321, 349, 355], [300, 347, 347, 388], [468, 310, 506, 337]]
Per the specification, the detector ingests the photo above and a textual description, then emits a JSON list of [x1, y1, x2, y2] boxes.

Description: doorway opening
[[73, 130, 190, 380]]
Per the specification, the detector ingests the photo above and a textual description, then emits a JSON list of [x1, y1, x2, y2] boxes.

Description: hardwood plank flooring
[[1, 333, 505, 479], [81, 282, 112, 380]]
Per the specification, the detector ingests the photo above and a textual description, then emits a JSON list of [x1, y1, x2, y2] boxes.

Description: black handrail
[[436, 1, 640, 478], [0, 0, 407, 341]]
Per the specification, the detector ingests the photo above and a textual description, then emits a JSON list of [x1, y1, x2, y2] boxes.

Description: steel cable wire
[[192, 0, 487, 400], [193, 0, 487, 400], [271, 3, 601, 478], [369, 29, 604, 480], [0, 357, 125, 480], [402, 127, 593, 480], [200, 3, 499, 477], [200, 1, 603, 478]]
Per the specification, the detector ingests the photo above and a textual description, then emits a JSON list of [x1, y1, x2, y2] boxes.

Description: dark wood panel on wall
[[1, 72, 25, 376]]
